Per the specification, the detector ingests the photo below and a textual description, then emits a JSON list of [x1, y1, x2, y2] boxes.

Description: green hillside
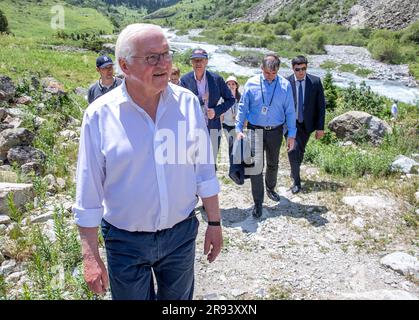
[[0, 0, 114, 38]]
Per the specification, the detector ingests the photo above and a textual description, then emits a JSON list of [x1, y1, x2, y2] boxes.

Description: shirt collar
[[114, 79, 172, 119], [294, 75, 306, 82], [194, 70, 207, 83], [261, 73, 278, 84]]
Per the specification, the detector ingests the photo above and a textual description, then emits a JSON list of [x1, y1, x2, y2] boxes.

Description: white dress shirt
[[73, 81, 220, 232]]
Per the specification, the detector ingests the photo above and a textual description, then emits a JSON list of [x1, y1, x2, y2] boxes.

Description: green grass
[[0, 35, 100, 89], [0, 0, 114, 38]]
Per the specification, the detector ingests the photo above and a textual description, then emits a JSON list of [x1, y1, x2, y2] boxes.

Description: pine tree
[[323, 72, 337, 111]]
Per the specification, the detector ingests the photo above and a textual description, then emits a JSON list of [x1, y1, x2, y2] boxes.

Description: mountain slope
[[237, 0, 419, 30]]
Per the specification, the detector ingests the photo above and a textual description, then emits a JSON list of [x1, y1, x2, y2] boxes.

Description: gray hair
[[115, 23, 165, 75], [261, 54, 281, 71]]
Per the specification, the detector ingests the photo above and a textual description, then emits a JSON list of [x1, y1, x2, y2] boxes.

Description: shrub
[[0, 9, 8, 33], [323, 72, 338, 111], [274, 22, 292, 35], [298, 31, 326, 54], [368, 38, 402, 64], [341, 81, 387, 117]]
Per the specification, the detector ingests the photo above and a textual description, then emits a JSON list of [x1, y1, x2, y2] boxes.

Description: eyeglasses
[[130, 51, 174, 66], [294, 67, 307, 72]]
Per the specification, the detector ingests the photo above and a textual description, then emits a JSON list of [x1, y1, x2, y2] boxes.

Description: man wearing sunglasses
[[286, 55, 326, 194], [73, 23, 222, 300]]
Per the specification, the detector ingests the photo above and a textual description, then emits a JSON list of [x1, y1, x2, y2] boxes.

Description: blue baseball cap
[[96, 55, 114, 68], [190, 48, 208, 59]]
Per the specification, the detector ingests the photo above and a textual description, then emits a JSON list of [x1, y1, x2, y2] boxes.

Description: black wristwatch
[[208, 221, 221, 226]]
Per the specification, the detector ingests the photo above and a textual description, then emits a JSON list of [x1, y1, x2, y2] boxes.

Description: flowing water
[[165, 29, 419, 105]]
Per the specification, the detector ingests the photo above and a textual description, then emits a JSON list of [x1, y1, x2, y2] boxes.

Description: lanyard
[[260, 76, 278, 107]]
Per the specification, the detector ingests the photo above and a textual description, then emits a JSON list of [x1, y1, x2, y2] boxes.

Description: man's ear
[[119, 58, 129, 75], [96, 67, 100, 72]]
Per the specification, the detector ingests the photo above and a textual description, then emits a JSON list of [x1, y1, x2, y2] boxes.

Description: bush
[[323, 72, 337, 111], [273, 22, 292, 35], [341, 81, 387, 117], [0, 9, 9, 33], [298, 31, 326, 54], [368, 38, 402, 64]]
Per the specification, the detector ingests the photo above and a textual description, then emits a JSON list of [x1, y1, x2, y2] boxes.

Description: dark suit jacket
[[180, 70, 235, 130], [287, 73, 326, 134]]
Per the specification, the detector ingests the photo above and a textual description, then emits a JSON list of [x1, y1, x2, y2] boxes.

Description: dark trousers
[[101, 214, 199, 300], [222, 124, 235, 167], [209, 128, 222, 170], [248, 124, 283, 205], [287, 122, 311, 187]]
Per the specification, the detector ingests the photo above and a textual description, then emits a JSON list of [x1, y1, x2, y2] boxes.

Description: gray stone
[[15, 95, 32, 105], [0, 214, 11, 225], [0, 128, 35, 157], [380, 252, 419, 276], [0, 182, 34, 216], [21, 162, 44, 176], [0, 75, 16, 102], [328, 111, 392, 145], [390, 155, 419, 174], [31, 211, 55, 224], [352, 217, 365, 229], [7, 146, 46, 166], [0, 259, 16, 277], [41, 77, 66, 95]]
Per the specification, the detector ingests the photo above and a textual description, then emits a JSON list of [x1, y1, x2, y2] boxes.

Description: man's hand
[[204, 225, 223, 263], [202, 195, 222, 263], [79, 226, 109, 295], [83, 253, 109, 295], [236, 131, 245, 140], [207, 108, 215, 120], [287, 137, 295, 152], [315, 130, 324, 140]]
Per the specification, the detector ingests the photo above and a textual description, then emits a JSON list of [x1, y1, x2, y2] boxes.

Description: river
[[165, 29, 419, 106]]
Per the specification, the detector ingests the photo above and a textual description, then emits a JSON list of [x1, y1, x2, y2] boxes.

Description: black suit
[[286, 73, 326, 187]]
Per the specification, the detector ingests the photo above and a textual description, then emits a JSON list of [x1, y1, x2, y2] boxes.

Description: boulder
[[41, 77, 66, 95], [380, 252, 419, 276], [328, 111, 392, 145], [7, 146, 45, 166], [390, 155, 418, 174], [0, 75, 16, 102], [0, 182, 34, 216], [0, 128, 35, 158]]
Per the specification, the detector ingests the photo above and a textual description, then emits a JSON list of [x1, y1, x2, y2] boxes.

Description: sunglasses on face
[[294, 67, 307, 72]]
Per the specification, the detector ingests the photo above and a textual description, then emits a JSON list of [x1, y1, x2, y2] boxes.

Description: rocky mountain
[[237, 0, 419, 30]]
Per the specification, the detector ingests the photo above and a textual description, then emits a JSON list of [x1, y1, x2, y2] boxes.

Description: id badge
[[261, 106, 268, 115]]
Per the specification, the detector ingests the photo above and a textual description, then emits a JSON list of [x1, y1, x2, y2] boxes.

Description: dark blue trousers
[[101, 214, 199, 300]]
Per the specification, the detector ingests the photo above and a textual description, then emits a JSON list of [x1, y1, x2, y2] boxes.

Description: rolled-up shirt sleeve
[[72, 110, 106, 227]]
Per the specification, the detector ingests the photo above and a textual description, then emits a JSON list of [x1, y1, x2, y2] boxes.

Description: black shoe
[[291, 185, 301, 194], [266, 188, 281, 202], [252, 204, 263, 218]]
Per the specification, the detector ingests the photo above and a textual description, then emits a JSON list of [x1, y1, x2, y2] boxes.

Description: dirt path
[[193, 139, 418, 300]]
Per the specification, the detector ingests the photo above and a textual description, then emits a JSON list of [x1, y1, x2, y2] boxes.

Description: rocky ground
[[192, 139, 418, 300], [236, 0, 418, 31], [309, 45, 417, 87]]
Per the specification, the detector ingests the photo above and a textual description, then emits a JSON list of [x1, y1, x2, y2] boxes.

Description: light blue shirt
[[73, 81, 220, 232], [236, 73, 297, 138]]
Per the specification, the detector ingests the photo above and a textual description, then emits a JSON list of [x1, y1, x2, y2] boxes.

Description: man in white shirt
[[73, 23, 222, 300]]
